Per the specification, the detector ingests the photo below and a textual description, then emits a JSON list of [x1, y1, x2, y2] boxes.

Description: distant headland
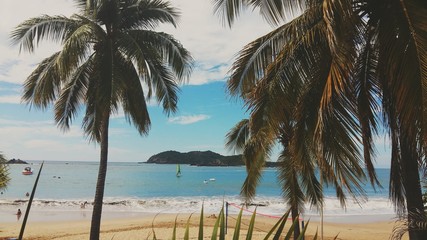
[[6, 158, 28, 164], [145, 150, 279, 167]]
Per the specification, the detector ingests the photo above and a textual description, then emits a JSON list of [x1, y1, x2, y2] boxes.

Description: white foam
[[0, 195, 395, 222]]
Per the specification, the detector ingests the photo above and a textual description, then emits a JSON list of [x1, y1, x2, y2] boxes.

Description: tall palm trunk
[[403, 159, 426, 238], [90, 29, 114, 240], [90, 111, 110, 240], [399, 134, 427, 239]]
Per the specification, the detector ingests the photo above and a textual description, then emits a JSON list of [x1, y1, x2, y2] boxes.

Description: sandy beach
[[0, 212, 409, 240]]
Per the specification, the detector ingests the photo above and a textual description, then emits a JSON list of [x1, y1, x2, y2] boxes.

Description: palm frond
[[117, 31, 189, 115], [113, 52, 151, 135], [56, 15, 104, 79], [149, 31, 193, 81], [277, 152, 306, 214], [213, 0, 305, 27], [400, 0, 427, 145], [82, 53, 106, 143], [118, 0, 180, 30], [392, 210, 427, 240], [227, 5, 324, 98], [250, 0, 304, 26], [353, 25, 381, 186], [0, 153, 10, 190], [319, 0, 359, 111], [225, 119, 250, 154], [54, 57, 92, 131], [212, 0, 248, 27], [240, 136, 271, 201], [21, 52, 62, 109], [10, 15, 79, 53]]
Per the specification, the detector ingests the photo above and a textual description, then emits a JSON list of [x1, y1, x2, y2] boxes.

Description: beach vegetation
[[151, 204, 316, 240], [0, 152, 10, 190], [10, 0, 193, 239], [214, 0, 427, 239]]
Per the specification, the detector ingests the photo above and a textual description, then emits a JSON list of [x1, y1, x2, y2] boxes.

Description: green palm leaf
[[232, 206, 244, 240], [211, 206, 224, 240], [262, 209, 290, 240], [18, 162, 44, 240], [245, 207, 257, 240], [198, 204, 204, 240]]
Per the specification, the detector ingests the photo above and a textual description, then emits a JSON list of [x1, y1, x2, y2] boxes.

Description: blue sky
[[0, 0, 391, 167]]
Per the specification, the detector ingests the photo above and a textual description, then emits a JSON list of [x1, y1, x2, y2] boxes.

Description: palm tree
[[11, 0, 193, 239], [226, 81, 366, 239], [214, 0, 427, 239], [226, 119, 321, 239], [0, 152, 10, 190]]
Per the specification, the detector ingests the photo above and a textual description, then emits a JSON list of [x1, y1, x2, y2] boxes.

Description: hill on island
[[6, 158, 28, 164], [146, 150, 279, 167]]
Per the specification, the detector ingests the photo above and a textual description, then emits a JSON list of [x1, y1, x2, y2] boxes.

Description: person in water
[[16, 209, 22, 220], [80, 201, 88, 209]]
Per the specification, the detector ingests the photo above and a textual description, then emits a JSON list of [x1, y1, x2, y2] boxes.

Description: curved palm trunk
[[397, 133, 427, 239], [403, 156, 427, 239], [90, 111, 110, 240]]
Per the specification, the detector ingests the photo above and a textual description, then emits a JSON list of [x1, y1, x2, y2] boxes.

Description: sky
[[0, 0, 391, 167]]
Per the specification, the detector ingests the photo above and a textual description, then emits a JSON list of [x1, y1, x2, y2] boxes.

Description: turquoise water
[[0, 161, 395, 221]]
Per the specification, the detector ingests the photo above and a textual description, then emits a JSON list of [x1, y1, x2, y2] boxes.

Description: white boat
[[209, 178, 216, 181], [22, 167, 33, 175]]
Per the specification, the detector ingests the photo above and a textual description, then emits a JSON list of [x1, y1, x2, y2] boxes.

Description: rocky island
[[145, 150, 279, 167], [6, 158, 28, 164]]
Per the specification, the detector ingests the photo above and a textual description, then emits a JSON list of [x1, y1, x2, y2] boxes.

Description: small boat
[[209, 178, 216, 181], [176, 164, 182, 177], [22, 167, 33, 175]]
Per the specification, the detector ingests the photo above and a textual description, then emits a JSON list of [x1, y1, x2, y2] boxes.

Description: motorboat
[[22, 167, 33, 175]]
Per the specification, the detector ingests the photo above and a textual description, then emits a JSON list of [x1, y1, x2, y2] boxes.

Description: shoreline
[[0, 212, 408, 240], [0, 203, 397, 224]]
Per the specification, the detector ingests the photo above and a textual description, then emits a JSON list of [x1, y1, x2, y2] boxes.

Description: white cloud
[[168, 114, 210, 125], [159, 0, 274, 85], [0, 0, 76, 85], [0, 94, 20, 104]]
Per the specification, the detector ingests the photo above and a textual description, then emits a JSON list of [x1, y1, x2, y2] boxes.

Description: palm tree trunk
[[400, 136, 427, 240], [404, 156, 427, 239], [291, 206, 301, 240], [90, 112, 110, 240]]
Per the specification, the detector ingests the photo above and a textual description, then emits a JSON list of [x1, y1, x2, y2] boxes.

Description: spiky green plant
[[232, 207, 244, 239], [18, 162, 44, 240], [150, 205, 318, 240], [184, 214, 193, 240], [199, 204, 204, 239]]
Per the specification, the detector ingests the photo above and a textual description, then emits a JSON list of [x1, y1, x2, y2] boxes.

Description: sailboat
[[176, 164, 182, 177]]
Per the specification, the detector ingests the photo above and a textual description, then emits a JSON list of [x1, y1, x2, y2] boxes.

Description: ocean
[[0, 161, 396, 223]]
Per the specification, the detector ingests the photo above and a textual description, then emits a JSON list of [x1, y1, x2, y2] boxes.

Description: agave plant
[[150, 204, 317, 240]]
